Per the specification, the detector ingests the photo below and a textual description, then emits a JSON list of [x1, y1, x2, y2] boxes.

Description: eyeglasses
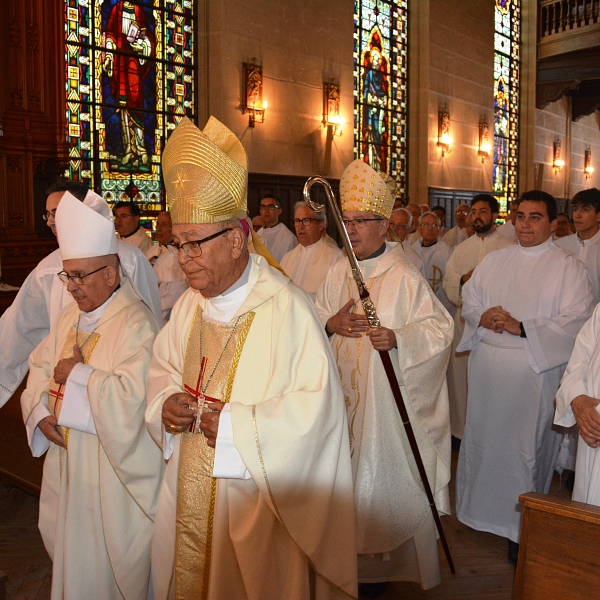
[[113, 213, 134, 222], [259, 204, 280, 211], [293, 218, 317, 226], [455, 210, 470, 216], [57, 265, 107, 285], [342, 218, 384, 228], [42, 210, 56, 221], [419, 222, 440, 229], [169, 228, 233, 257]]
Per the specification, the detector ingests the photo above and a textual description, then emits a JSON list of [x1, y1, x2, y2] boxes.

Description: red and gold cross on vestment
[[183, 357, 218, 432]]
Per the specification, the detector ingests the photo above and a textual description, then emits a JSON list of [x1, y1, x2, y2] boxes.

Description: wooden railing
[[540, 0, 600, 38]]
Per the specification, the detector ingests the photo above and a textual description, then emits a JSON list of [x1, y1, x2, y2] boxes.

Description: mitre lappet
[[340, 159, 394, 219]]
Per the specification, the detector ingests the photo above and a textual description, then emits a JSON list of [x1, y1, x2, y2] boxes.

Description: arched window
[[64, 0, 194, 211], [354, 0, 408, 196], [493, 0, 520, 214]]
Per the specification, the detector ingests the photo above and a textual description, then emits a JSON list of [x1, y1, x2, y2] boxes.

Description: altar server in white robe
[[443, 204, 470, 247], [21, 192, 163, 600], [497, 199, 519, 243], [145, 116, 357, 600], [555, 302, 600, 504], [0, 182, 161, 409], [412, 212, 455, 317], [442, 194, 514, 439], [145, 210, 189, 321], [280, 201, 342, 301], [456, 190, 594, 560], [255, 195, 297, 262], [316, 159, 453, 594], [555, 188, 600, 303], [388, 208, 423, 270]]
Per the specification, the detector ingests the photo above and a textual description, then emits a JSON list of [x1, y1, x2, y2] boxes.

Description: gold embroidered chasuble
[[175, 307, 254, 599]]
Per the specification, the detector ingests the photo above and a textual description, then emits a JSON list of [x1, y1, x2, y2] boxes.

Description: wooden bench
[[515, 492, 600, 599]]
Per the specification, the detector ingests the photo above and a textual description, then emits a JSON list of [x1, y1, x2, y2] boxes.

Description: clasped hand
[[53, 344, 83, 384], [572, 395, 600, 448], [479, 306, 520, 336]]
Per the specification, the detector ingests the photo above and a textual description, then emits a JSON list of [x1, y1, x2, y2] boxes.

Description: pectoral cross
[[184, 357, 218, 433]]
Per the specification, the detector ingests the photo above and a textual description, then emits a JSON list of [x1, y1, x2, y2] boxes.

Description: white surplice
[[442, 231, 515, 438], [555, 229, 600, 303], [117, 226, 153, 254], [255, 222, 297, 262], [316, 242, 453, 590], [280, 237, 342, 301], [443, 226, 468, 247], [0, 241, 161, 408], [555, 303, 600, 505], [21, 279, 163, 600], [411, 238, 455, 317], [456, 239, 594, 542]]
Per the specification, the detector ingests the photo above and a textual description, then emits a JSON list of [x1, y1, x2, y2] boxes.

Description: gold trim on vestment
[[175, 309, 255, 600]]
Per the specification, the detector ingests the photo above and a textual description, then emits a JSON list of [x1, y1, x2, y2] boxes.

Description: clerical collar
[[221, 259, 252, 297], [121, 226, 141, 239], [576, 228, 600, 247], [301, 238, 322, 252], [420, 239, 438, 248], [78, 284, 120, 327], [359, 243, 386, 262], [518, 236, 553, 255], [205, 261, 251, 323]]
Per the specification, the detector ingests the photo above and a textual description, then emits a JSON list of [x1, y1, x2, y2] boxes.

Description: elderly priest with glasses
[[20, 192, 164, 600], [145, 116, 357, 600], [316, 159, 454, 596]]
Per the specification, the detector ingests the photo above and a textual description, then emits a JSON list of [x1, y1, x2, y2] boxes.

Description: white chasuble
[[316, 243, 453, 590], [555, 304, 600, 505], [21, 279, 163, 600], [456, 240, 594, 543], [442, 231, 514, 438], [146, 254, 357, 600]]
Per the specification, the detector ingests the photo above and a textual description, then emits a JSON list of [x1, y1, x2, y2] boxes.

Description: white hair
[[293, 201, 327, 224], [419, 211, 441, 226], [391, 207, 412, 228]]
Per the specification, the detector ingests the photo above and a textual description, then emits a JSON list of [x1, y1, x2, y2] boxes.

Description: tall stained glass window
[[354, 0, 408, 195], [493, 0, 520, 214], [64, 0, 194, 210]]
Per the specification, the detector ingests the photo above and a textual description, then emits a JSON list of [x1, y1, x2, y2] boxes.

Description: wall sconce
[[437, 107, 452, 156], [585, 148, 594, 179], [323, 79, 345, 137], [478, 121, 491, 162], [553, 139, 565, 174], [243, 59, 267, 127]]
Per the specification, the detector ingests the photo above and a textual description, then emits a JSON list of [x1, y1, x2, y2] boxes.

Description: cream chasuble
[[316, 243, 453, 590], [146, 254, 357, 600], [442, 231, 514, 438]]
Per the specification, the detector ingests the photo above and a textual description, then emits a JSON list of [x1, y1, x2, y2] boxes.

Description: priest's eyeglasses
[[169, 228, 233, 257], [293, 218, 317, 226], [342, 218, 384, 228], [57, 266, 107, 285], [42, 210, 57, 221]]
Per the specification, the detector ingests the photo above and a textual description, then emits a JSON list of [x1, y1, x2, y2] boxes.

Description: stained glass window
[[64, 0, 194, 211], [354, 0, 408, 197], [493, 0, 520, 215]]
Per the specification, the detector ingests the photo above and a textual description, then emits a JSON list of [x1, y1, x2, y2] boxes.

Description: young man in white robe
[[0, 182, 161, 409], [497, 199, 519, 243], [145, 210, 189, 321], [412, 211, 455, 317], [280, 201, 342, 301], [456, 190, 594, 563], [316, 159, 454, 596], [555, 302, 600, 505], [145, 116, 357, 600], [443, 204, 470, 247], [21, 192, 163, 600], [114, 200, 153, 254], [554, 188, 600, 303], [388, 208, 423, 270], [255, 194, 297, 262], [442, 194, 514, 440]]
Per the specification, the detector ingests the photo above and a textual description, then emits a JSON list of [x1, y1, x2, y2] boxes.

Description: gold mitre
[[340, 159, 394, 219], [162, 116, 248, 224]]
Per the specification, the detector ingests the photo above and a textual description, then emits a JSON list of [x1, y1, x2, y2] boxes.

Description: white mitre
[[55, 191, 118, 259]]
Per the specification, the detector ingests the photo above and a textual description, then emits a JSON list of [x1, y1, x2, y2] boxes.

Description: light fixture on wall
[[243, 58, 268, 127], [322, 79, 345, 175], [553, 139, 565, 174], [437, 107, 452, 156], [478, 121, 491, 162], [585, 148, 594, 179]]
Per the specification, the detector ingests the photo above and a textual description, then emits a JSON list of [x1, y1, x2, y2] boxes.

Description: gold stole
[[175, 307, 254, 600], [47, 326, 101, 449]]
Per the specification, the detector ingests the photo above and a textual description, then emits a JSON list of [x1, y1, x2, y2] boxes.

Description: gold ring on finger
[[348, 327, 353, 333]]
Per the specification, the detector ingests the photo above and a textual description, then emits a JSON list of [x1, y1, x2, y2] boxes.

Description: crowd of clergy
[[3, 114, 600, 600]]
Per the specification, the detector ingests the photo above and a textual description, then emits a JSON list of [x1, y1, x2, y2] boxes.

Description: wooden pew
[[515, 492, 600, 599]]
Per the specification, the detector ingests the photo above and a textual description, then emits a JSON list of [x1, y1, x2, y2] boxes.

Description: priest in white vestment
[[21, 192, 163, 600], [316, 159, 453, 594], [114, 200, 154, 254], [145, 211, 189, 321], [456, 191, 594, 561], [146, 116, 357, 600], [443, 204, 470, 247], [0, 183, 161, 409], [388, 208, 423, 270], [555, 188, 600, 303], [412, 212, 454, 317], [497, 199, 519, 243], [555, 303, 600, 504], [442, 195, 514, 439], [280, 201, 342, 301], [255, 195, 297, 261]]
